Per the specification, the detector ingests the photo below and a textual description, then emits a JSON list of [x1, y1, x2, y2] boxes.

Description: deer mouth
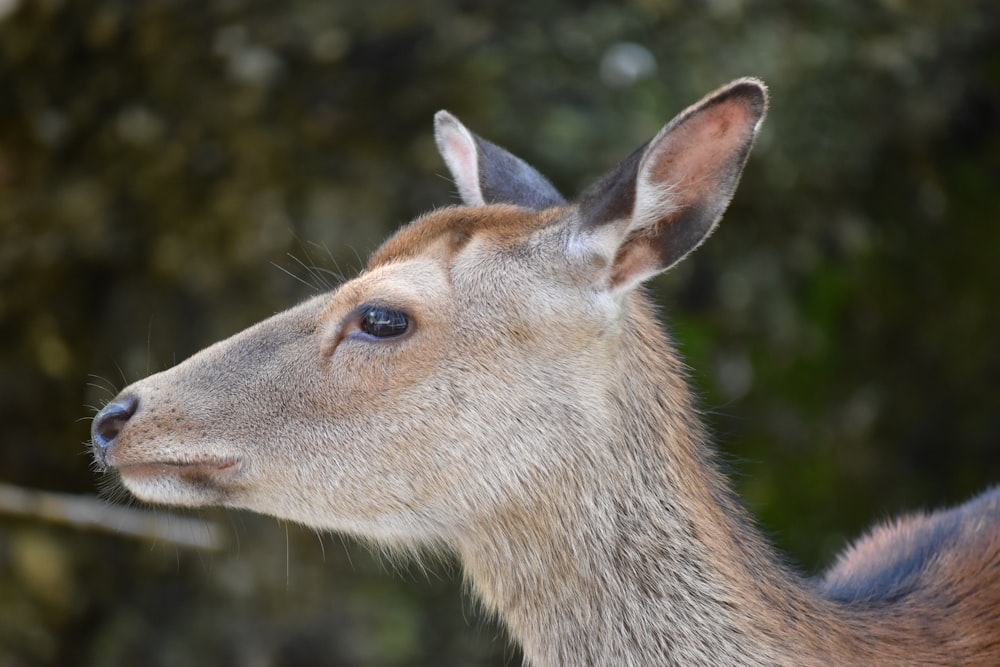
[[116, 458, 244, 486]]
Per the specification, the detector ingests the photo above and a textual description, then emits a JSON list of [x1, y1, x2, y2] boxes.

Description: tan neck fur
[[455, 294, 876, 667]]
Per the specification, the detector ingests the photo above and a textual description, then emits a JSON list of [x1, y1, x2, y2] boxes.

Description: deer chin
[[115, 457, 245, 507]]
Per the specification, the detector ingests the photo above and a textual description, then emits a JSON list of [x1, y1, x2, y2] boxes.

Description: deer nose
[[92, 395, 139, 452]]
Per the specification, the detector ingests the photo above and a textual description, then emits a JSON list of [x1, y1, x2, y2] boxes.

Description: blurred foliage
[[1, 0, 999, 665]]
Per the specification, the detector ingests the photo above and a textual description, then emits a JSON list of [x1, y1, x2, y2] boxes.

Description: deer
[[90, 78, 1000, 666]]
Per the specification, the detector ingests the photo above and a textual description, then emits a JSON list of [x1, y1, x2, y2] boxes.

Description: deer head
[[91, 79, 766, 550]]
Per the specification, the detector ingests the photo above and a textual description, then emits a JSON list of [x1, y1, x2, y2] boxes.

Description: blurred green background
[[1, 0, 999, 665]]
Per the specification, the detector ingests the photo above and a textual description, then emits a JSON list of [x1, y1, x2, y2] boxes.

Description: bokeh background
[[2, 1, 999, 665]]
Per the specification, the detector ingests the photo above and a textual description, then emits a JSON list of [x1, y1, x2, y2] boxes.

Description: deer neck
[[455, 297, 848, 667]]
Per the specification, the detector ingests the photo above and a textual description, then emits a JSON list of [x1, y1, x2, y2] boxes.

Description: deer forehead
[[351, 204, 585, 305], [367, 204, 564, 269]]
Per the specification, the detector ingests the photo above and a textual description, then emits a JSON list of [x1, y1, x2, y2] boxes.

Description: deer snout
[[91, 395, 138, 467]]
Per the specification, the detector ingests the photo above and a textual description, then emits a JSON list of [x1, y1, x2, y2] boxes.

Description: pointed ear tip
[[434, 111, 472, 153], [434, 109, 452, 124], [725, 77, 769, 115], [434, 110, 465, 135]]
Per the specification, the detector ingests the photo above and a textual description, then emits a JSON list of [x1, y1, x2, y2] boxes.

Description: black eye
[[358, 305, 409, 339]]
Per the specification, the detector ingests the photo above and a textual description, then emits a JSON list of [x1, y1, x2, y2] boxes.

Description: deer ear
[[576, 78, 767, 292], [434, 111, 566, 210]]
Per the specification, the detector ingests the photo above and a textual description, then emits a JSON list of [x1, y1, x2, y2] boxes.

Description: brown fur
[[368, 205, 562, 269], [91, 80, 1000, 666]]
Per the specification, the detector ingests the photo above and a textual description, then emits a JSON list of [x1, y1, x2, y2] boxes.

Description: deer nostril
[[92, 395, 139, 450]]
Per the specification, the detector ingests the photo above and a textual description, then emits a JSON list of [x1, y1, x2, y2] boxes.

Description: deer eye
[[358, 305, 410, 339]]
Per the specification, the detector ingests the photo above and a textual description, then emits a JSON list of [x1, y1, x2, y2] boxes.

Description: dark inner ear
[[576, 143, 647, 230], [649, 201, 710, 268], [474, 135, 566, 209]]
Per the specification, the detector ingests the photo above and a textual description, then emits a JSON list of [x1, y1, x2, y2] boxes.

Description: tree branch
[[0, 482, 225, 551]]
